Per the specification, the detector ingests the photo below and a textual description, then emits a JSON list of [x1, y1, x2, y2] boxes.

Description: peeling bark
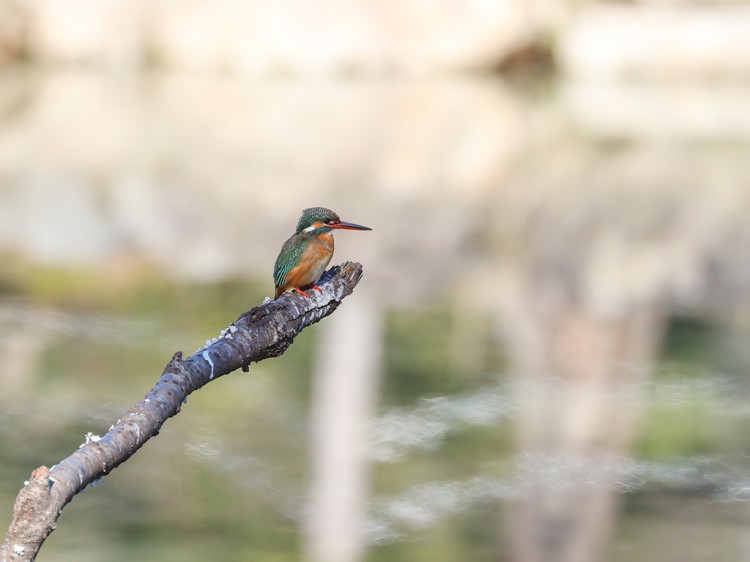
[[0, 262, 364, 562]]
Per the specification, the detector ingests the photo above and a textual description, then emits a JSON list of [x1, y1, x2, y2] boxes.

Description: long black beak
[[330, 221, 372, 231]]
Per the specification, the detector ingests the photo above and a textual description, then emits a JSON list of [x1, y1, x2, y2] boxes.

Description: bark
[[0, 262, 364, 562]]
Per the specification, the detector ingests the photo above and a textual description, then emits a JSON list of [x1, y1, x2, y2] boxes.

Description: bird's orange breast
[[281, 234, 334, 291]]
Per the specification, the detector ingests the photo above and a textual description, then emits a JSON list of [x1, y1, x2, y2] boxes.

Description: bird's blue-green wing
[[274, 235, 307, 289]]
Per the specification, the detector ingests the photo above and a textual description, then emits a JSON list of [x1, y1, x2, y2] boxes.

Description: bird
[[273, 207, 371, 299]]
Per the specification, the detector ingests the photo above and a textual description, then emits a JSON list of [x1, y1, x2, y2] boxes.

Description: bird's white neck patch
[[303, 222, 329, 234]]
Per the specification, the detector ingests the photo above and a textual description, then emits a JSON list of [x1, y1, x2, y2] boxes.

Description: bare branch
[[1, 262, 364, 562]]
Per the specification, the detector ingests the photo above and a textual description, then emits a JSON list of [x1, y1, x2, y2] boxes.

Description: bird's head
[[296, 207, 371, 235]]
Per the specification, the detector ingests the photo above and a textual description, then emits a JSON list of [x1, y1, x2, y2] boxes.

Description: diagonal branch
[[1, 262, 364, 562]]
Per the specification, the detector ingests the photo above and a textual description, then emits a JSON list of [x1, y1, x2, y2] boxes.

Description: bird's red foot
[[293, 285, 323, 298]]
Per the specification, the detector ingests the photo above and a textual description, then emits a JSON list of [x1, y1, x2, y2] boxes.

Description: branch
[[1, 262, 364, 562]]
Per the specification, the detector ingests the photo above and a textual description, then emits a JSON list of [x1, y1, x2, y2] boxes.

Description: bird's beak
[[330, 221, 372, 231]]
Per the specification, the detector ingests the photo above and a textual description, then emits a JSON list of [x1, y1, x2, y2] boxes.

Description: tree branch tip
[[20, 466, 52, 493], [30, 466, 50, 482]]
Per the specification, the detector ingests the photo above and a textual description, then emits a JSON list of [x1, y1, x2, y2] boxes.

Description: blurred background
[[2, 0, 750, 561]]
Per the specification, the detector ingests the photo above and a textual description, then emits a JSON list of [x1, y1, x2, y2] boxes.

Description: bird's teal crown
[[296, 207, 340, 234]]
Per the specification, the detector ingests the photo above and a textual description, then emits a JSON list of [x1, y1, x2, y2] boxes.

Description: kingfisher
[[273, 207, 371, 299]]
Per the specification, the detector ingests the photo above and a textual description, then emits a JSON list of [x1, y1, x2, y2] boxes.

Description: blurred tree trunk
[[305, 294, 382, 562], [490, 165, 697, 562], [489, 137, 750, 560], [499, 297, 665, 562]]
